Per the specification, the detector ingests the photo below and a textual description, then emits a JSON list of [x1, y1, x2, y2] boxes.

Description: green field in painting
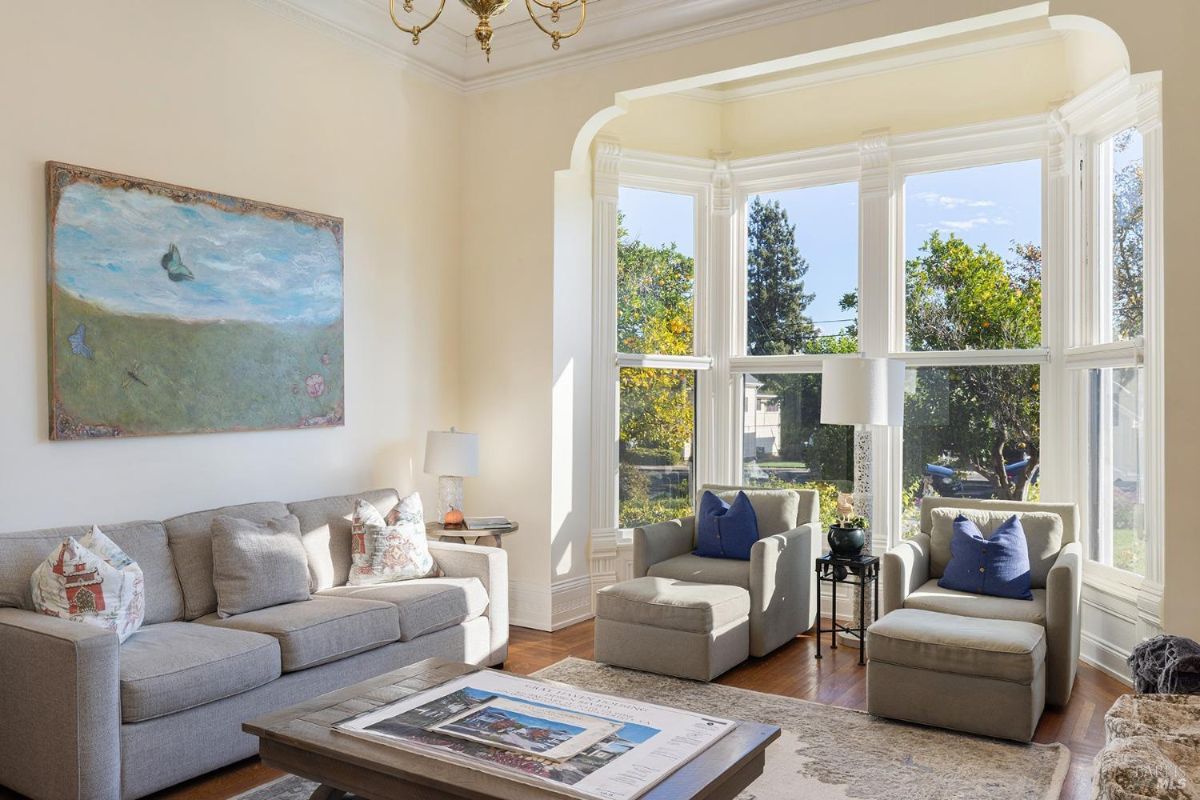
[[52, 290, 344, 437]]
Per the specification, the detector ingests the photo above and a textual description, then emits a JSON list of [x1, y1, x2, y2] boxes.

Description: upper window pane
[[745, 183, 859, 356], [741, 373, 852, 529], [1110, 128, 1144, 341], [904, 160, 1042, 352], [617, 187, 695, 356], [902, 365, 1042, 538]]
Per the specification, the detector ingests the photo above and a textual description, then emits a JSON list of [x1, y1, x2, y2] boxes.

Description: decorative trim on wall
[[550, 575, 596, 631], [510, 575, 599, 631]]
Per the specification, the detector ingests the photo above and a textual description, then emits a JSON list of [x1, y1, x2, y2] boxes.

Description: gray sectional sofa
[[0, 488, 508, 800]]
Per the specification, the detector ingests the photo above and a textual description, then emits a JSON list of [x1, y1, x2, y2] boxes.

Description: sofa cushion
[[164, 501, 290, 620], [904, 580, 1047, 626], [596, 577, 750, 633], [0, 520, 183, 624], [929, 507, 1063, 589], [197, 596, 399, 672], [288, 489, 400, 591], [868, 608, 1045, 684], [318, 577, 488, 642], [118, 622, 280, 723], [212, 515, 312, 618], [701, 485, 800, 536], [939, 514, 1034, 601], [695, 491, 759, 560], [32, 527, 145, 642], [646, 553, 751, 590]]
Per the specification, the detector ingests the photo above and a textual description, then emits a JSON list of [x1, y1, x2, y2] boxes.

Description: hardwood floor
[[44, 619, 1128, 800]]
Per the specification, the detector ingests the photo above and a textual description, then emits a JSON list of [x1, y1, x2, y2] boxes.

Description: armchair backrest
[[919, 497, 1079, 590], [699, 484, 819, 536]]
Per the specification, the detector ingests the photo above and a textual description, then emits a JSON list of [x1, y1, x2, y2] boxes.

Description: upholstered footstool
[[866, 608, 1047, 741], [594, 576, 750, 682]]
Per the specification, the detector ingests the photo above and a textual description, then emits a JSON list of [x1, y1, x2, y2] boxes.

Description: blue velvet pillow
[[938, 514, 1034, 601], [694, 491, 760, 561]]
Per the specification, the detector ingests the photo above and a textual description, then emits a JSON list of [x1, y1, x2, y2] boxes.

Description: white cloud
[[913, 191, 997, 210], [938, 216, 995, 231]]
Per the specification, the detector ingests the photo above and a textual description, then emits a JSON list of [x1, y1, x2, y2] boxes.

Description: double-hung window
[[897, 157, 1047, 537], [614, 185, 708, 528]]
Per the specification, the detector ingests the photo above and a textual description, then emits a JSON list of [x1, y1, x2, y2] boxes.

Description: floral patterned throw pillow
[[30, 526, 145, 642], [349, 493, 436, 585]]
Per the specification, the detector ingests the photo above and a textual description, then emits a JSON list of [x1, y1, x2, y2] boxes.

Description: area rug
[[233, 657, 1070, 800]]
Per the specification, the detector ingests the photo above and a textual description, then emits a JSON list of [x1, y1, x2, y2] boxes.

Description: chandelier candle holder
[[389, 0, 588, 60]]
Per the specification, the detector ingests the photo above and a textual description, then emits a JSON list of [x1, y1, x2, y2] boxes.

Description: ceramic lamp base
[[437, 475, 464, 523]]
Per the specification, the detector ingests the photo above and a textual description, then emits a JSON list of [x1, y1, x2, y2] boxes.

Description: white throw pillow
[[30, 526, 145, 642], [349, 494, 435, 585]]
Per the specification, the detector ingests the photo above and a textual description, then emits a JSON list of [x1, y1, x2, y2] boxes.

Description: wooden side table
[[814, 553, 880, 666], [426, 521, 519, 549]]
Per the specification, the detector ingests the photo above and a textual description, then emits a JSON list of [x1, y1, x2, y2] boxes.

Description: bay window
[[593, 74, 1162, 622]]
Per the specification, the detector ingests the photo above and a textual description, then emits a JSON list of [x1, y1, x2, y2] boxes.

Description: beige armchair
[[881, 497, 1083, 706], [633, 485, 822, 657]]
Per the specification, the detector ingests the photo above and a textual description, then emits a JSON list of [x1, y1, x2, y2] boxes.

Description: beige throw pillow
[[211, 515, 311, 618]]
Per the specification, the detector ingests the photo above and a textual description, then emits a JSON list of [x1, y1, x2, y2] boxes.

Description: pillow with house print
[[30, 525, 145, 642], [349, 493, 436, 585]]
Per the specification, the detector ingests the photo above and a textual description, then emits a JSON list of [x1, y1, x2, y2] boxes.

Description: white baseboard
[[551, 575, 595, 631], [509, 578, 551, 631], [1080, 630, 1135, 686], [509, 575, 596, 632]]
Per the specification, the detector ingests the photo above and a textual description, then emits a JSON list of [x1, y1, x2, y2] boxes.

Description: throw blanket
[[1129, 635, 1200, 694]]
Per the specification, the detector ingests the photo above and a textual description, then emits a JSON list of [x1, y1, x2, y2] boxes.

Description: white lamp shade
[[424, 429, 480, 477], [820, 358, 906, 427]]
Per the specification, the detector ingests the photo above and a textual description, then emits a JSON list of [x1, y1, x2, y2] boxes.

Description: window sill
[[1083, 561, 1143, 603]]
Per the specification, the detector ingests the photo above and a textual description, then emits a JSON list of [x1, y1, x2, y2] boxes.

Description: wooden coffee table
[[244, 658, 779, 800]]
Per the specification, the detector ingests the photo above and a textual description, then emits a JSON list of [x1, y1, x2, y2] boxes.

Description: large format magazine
[[335, 670, 735, 800]]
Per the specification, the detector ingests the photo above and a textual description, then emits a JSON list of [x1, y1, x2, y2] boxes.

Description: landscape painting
[[46, 162, 344, 440]]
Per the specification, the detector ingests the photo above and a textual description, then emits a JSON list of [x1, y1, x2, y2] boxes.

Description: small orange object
[[444, 508, 464, 526]]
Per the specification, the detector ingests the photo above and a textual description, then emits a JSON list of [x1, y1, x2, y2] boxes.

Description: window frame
[[1058, 73, 1163, 597]]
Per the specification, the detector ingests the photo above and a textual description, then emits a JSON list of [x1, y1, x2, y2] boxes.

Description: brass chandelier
[[389, 0, 587, 60]]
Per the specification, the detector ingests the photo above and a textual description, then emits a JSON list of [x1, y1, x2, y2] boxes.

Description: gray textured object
[[1129, 634, 1200, 694]]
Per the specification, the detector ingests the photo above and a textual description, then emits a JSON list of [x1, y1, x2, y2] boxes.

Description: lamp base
[[437, 475, 464, 523]]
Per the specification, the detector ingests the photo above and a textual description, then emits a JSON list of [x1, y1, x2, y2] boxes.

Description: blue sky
[[54, 182, 343, 325], [619, 159, 1043, 337]]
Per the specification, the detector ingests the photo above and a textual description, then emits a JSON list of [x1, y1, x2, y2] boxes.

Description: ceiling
[[250, 0, 870, 92]]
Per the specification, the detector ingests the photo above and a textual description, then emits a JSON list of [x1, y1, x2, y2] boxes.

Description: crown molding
[[247, 0, 872, 94]]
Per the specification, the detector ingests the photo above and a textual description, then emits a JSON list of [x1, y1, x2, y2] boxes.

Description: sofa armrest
[[749, 522, 819, 655], [1045, 541, 1082, 706], [0, 608, 120, 800], [428, 542, 508, 666], [881, 533, 931, 616], [632, 517, 695, 578]]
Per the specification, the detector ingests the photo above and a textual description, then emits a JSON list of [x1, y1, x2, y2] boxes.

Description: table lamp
[[424, 428, 480, 525]]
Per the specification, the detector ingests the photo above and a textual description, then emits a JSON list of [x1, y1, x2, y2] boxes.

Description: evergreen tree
[[746, 197, 816, 355]]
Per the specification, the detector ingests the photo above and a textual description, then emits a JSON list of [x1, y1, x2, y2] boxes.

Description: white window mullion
[[590, 136, 622, 533]]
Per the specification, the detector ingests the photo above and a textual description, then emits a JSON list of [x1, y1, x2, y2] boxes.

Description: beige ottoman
[[866, 608, 1047, 742], [594, 577, 750, 682]]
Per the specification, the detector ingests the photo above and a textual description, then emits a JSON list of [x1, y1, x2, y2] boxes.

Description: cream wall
[[0, 1, 464, 530], [458, 0, 1200, 638], [604, 30, 1122, 158]]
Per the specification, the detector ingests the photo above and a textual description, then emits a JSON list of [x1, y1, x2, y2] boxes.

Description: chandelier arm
[[389, 0, 447, 40], [524, 0, 586, 45], [526, 0, 581, 13]]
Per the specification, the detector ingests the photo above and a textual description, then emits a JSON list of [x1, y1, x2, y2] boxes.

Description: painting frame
[[46, 161, 346, 440]]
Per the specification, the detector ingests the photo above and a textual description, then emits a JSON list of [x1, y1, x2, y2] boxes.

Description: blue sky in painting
[[619, 159, 1042, 338], [54, 182, 342, 325]]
